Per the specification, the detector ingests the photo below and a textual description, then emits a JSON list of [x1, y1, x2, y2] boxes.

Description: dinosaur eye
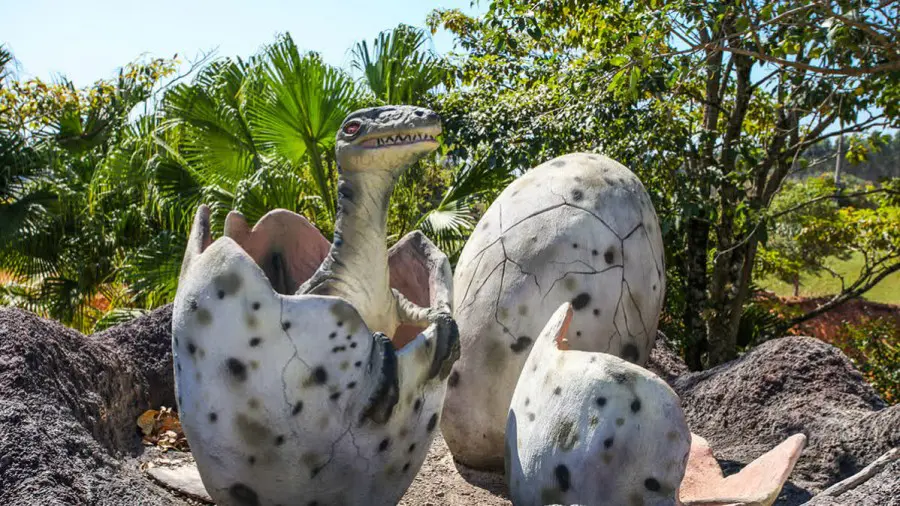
[[342, 121, 361, 136]]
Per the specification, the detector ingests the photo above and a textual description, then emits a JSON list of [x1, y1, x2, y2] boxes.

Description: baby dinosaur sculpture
[[506, 302, 691, 506], [172, 105, 459, 506], [301, 106, 450, 338]]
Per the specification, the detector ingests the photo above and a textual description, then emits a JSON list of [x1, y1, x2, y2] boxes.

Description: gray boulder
[[648, 335, 899, 505], [0, 305, 180, 505]]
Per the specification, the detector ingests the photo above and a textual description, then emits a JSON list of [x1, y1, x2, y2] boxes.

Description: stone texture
[[646, 331, 690, 385], [666, 336, 900, 505], [147, 465, 212, 503], [805, 452, 900, 506], [0, 305, 182, 505]]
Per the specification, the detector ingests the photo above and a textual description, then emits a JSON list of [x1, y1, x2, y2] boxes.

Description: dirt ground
[[399, 433, 509, 506], [756, 291, 900, 340]]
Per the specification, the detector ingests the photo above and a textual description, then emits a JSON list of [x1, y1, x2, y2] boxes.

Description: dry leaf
[[136, 406, 190, 452]]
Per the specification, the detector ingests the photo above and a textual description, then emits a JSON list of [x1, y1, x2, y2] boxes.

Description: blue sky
[[0, 0, 482, 85]]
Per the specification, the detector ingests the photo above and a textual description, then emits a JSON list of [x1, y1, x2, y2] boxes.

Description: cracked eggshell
[[173, 209, 450, 506], [442, 153, 666, 469], [506, 303, 690, 506]]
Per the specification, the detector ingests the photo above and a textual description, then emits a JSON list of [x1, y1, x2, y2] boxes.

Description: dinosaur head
[[335, 105, 441, 172]]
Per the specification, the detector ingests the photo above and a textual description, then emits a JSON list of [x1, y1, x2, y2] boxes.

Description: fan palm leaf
[[161, 58, 262, 189], [252, 34, 362, 219], [351, 24, 449, 105]]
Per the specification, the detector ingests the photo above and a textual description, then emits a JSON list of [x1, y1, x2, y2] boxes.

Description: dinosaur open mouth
[[360, 132, 439, 149]]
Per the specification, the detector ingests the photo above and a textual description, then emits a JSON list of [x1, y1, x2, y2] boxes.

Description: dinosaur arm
[[394, 288, 439, 327], [395, 312, 460, 390]]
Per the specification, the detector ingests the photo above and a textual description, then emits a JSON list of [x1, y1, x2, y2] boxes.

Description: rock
[[443, 153, 666, 469], [670, 336, 900, 503], [0, 305, 181, 505], [147, 464, 212, 503], [646, 331, 690, 385], [805, 448, 900, 506]]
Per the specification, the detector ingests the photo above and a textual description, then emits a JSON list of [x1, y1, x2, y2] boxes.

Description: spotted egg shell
[[442, 153, 666, 469], [506, 303, 690, 506]]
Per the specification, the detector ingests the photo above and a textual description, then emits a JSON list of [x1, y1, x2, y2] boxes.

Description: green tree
[[757, 173, 900, 320], [2, 26, 479, 329], [430, 0, 900, 367], [757, 175, 851, 296], [156, 35, 359, 236], [352, 23, 451, 105], [0, 52, 177, 331]]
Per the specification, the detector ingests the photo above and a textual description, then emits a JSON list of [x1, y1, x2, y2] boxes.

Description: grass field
[[762, 252, 900, 305]]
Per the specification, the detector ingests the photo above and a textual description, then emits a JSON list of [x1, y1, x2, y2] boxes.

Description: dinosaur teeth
[[368, 133, 437, 148]]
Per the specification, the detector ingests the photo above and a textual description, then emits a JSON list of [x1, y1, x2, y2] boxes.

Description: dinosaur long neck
[[314, 167, 399, 333]]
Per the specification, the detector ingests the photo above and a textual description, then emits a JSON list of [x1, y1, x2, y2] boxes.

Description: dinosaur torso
[[300, 169, 400, 335]]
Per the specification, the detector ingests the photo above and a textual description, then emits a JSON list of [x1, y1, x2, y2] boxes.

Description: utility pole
[[834, 133, 843, 189]]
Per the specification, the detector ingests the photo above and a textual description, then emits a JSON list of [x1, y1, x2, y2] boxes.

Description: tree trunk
[[681, 26, 724, 371], [683, 216, 710, 371], [793, 274, 800, 297], [706, 211, 739, 365], [706, 237, 758, 366]]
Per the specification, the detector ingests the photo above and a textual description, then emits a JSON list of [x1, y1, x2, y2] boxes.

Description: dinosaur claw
[[427, 311, 460, 381]]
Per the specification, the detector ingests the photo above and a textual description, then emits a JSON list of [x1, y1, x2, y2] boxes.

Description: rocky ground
[[0, 305, 897, 505]]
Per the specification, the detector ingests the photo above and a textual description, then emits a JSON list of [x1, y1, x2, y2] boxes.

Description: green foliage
[[736, 298, 787, 349], [255, 35, 361, 220], [352, 24, 451, 105], [0, 26, 485, 331], [757, 176, 850, 289], [758, 174, 900, 302], [430, 0, 900, 367], [0, 53, 177, 331], [799, 133, 900, 181], [834, 317, 900, 404]]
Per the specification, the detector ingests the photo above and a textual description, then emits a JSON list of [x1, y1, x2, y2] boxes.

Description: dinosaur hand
[[425, 311, 459, 381]]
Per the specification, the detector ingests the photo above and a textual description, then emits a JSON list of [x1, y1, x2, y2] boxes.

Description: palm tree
[[254, 34, 362, 220], [156, 34, 362, 231], [350, 25, 475, 258], [351, 23, 451, 105], [0, 26, 491, 329], [0, 54, 177, 331]]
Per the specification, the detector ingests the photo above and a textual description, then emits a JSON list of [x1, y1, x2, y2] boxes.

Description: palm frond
[[252, 34, 362, 219], [91, 307, 149, 333], [119, 229, 187, 304], [351, 24, 449, 105], [161, 59, 261, 189], [417, 198, 475, 262]]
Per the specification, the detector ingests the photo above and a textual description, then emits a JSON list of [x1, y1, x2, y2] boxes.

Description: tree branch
[[767, 188, 900, 221], [794, 117, 888, 152], [784, 257, 900, 329], [816, 448, 900, 499], [691, 42, 900, 76]]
